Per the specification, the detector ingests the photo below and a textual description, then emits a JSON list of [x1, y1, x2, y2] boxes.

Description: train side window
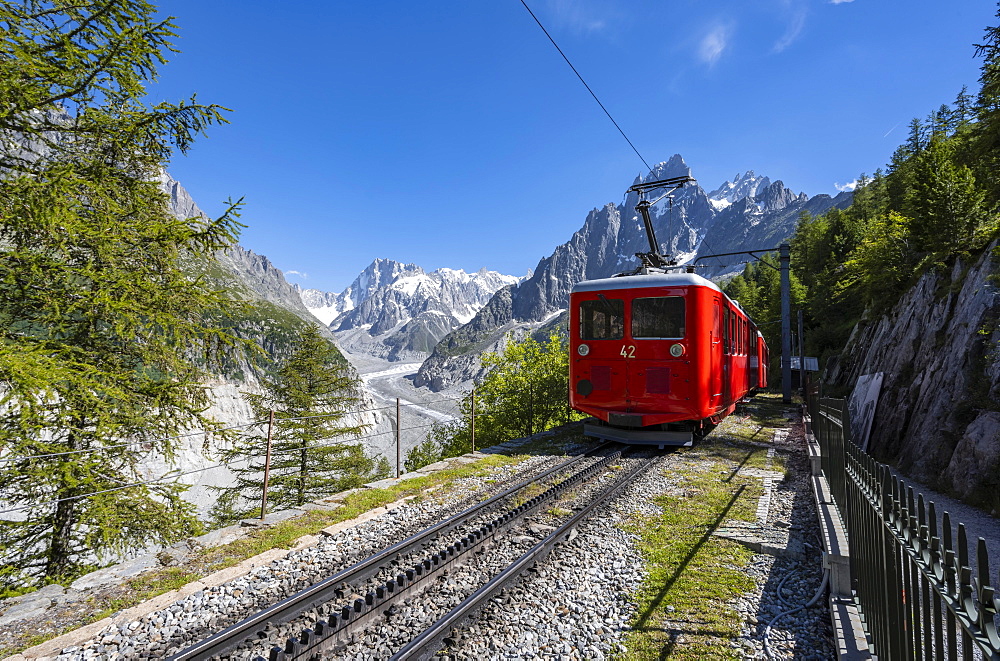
[[631, 297, 685, 339], [579, 298, 624, 340]]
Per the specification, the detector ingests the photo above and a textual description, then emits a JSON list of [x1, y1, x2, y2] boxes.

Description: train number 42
[[620, 344, 636, 358]]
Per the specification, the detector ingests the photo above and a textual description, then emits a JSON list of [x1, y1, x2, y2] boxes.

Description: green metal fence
[[806, 389, 1000, 659]]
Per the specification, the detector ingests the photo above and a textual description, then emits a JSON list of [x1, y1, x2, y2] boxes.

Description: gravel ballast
[[3, 407, 843, 661]]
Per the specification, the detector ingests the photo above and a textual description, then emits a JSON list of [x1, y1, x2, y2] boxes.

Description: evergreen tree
[[844, 211, 914, 308], [973, 5, 1000, 201], [954, 85, 975, 127], [909, 137, 986, 254], [906, 118, 928, 154], [0, 0, 245, 587], [404, 437, 443, 472], [211, 326, 379, 523]]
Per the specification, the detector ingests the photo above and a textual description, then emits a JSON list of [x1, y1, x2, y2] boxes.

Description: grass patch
[[619, 396, 788, 660]]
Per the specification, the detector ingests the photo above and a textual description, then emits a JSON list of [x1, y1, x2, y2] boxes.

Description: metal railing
[[806, 387, 1000, 659]]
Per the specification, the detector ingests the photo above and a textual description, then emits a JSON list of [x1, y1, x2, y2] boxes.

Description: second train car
[[569, 271, 768, 447]]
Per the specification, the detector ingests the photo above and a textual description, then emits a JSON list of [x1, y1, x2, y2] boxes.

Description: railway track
[[166, 444, 658, 661]]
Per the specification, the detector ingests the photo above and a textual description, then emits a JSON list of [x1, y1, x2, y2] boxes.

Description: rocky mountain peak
[[644, 154, 693, 181], [753, 180, 802, 214], [299, 261, 520, 362], [708, 171, 772, 211]]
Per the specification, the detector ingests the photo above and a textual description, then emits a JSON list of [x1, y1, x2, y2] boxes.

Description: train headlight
[[669, 343, 685, 357], [577, 343, 590, 356]]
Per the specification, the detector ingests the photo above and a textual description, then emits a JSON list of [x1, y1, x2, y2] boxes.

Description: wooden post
[[260, 410, 274, 520], [470, 388, 476, 453], [395, 397, 401, 478], [528, 385, 534, 437]]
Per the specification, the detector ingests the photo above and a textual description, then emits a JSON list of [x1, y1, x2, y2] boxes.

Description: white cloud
[[285, 270, 308, 280], [773, 6, 807, 53], [830, 0, 855, 4], [835, 180, 858, 192], [699, 23, 732, 66], [545, 0, 612, 36]]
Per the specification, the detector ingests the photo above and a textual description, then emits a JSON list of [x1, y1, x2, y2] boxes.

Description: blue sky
[[149, 1, 997, 293]]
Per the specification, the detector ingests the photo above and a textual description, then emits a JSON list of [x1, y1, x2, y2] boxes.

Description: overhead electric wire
[[518, 0, 652, 172], [0, 420, 263, 465], [0, 462, 226, 516]]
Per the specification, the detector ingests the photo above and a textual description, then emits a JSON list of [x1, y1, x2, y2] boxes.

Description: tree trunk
[[298, 437, 307, 506], [45, 454, 79, 580]]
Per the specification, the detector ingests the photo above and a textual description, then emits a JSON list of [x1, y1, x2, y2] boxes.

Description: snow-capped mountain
[[299, 260, 520, 362], [298, 259, 420, 326], [707, 171, 772, 211], [414, 154, 853, 390]]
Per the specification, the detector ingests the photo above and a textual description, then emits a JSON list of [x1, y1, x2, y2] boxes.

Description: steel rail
[[391, 455, 655, 660], [167, 442, 617, 661], [259, 448, 631, 661]]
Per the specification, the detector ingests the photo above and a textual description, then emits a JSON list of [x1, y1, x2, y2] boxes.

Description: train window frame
[[630, 296, 685, 340], [579, 297, 625, 340]]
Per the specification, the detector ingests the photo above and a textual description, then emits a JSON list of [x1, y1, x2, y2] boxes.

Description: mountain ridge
[[299, 259, 520, 362], [414, 155, 853, 390]]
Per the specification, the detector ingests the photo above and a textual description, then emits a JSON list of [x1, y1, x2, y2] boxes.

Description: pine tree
[[954, 85, 975, 127], [909, 137, 986, 254], [906, 118, 928, 154], [211, 326, 379, 523], [0, 1, 246, 587], [973, 5, 1000, 201]]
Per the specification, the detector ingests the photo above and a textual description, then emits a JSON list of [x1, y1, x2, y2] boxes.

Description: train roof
[[571, 271, 722, 294]]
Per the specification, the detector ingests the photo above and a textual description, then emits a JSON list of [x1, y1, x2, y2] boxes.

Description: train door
[[722, 305, 731, 408], [711, 298, 723, 410]]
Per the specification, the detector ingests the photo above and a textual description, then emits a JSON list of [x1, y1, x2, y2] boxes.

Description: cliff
[[827, 241, 1000, 509]]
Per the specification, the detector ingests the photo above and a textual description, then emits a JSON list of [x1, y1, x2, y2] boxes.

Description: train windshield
[[579, 298, 624, 340], [631, 296, 685, 339]]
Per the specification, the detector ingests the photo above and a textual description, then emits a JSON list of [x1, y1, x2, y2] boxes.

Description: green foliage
[[404, 437, 443, 472], [211, 326, 380, 524], [472, 332, 573, 443], [909, 137, 987, 254], [424, 333, 582, 459], [843, 211, 914, 308], [0, 0, 248, 587]]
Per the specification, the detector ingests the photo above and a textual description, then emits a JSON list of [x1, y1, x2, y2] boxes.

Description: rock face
[[827, 241, 1000, 506], [299, 259, 520, 362], [415, 155, 852, 390]]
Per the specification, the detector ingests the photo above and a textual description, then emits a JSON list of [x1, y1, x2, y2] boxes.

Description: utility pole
[[780, 244, 792, 403], [798, 309, 806, 401]]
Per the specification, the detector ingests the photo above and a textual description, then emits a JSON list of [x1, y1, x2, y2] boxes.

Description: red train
[[568, 271, 768, 447]]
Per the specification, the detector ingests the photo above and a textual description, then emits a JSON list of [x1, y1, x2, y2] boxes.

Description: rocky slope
[[827, 241, 1000, 508], [415, 155, 852, 390], [300, 260, 520, 362]]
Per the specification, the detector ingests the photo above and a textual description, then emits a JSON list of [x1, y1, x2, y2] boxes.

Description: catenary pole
[[780, 244, 792, 403], [798, 309, 805, 400]]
